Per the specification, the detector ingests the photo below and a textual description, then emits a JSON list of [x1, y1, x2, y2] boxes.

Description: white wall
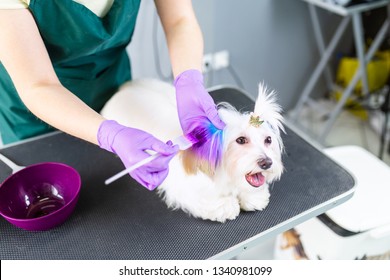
[[128, 0, 352, 110]]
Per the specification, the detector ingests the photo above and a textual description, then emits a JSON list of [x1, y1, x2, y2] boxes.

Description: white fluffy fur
[[101, 79, 284, 223]]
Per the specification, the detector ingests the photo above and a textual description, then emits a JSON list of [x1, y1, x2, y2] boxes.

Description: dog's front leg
[[238, 185, 270, 212], [198, 194, 241, 223]]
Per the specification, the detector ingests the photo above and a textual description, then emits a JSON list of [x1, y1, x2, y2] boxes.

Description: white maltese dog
[[101, 79, 284, 223]]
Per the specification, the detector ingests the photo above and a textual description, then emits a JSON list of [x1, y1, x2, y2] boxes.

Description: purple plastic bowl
[[0, 162, 81, 231]]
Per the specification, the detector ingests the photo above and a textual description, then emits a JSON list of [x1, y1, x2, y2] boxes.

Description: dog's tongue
[[245, 173, 265, 188]]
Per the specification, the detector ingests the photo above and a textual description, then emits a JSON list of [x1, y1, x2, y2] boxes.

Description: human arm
[[0, 9, 103, 145], [0, 9, 177, 189], [154, 0, 203, 77], [154, 0, 225, 133]]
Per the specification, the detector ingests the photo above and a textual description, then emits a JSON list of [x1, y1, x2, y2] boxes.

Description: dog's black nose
[[258, 157, 272, 170]]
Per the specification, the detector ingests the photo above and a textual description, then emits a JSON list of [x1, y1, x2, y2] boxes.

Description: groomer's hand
[[174, 69, 225, 134], [97, 120, 179, 190]]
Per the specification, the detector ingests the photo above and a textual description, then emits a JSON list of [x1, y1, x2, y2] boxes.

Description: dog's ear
[[217, 102, 242, 127], [253, 83, 284, 135], [181, 117, 224, 177]]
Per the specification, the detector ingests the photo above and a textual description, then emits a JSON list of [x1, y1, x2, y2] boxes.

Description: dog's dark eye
[[236, 136, 248, 145], [265, 136, 272, 145]]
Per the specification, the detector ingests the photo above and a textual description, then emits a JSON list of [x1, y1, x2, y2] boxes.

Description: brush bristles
[[182, 117, 224, 176]]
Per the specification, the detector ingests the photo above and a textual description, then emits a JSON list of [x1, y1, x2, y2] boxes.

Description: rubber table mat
[[0, 87, 355, 259]]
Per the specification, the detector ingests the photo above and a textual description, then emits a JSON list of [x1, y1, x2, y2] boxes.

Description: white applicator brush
[[104, 135, 195, 185]]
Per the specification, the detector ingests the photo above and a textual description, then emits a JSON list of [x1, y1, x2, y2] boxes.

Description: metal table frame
[[291, 0, 390, 143]]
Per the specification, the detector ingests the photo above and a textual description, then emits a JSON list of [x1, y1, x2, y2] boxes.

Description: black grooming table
[[0, 87, 355, 260]]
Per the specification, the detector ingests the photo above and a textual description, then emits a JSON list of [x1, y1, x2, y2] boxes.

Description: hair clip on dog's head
[[249, 113, 264, 128]]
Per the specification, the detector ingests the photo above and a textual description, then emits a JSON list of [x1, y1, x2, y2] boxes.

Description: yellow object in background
[[336, 55, 389, 93], [334, 52, 390, 120]]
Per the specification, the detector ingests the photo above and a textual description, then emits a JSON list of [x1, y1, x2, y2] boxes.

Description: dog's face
[[218, 84, 284, 189], [182, 84, 284, 190], [218, 109, 284, 190]]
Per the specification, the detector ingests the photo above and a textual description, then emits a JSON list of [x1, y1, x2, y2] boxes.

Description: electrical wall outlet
[[213, 50, 229, 70], [202, 53, 213, 73], [202, 50, 230, 73]]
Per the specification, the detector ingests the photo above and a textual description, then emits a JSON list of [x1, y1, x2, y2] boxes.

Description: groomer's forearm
[[165, 18, 204, 78], [0, 9, 104, 146], [20, 83, 104, 145], [154, 0, 204, 77]]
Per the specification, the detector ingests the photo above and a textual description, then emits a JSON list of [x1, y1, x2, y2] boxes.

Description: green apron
[[0, 0, 141, 144]]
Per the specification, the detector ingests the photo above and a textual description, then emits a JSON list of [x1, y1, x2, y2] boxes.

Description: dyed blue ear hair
[[183, 117, 224, 174]]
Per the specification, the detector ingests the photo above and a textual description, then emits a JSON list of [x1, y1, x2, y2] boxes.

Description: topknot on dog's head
[[254, 83, 284, 135], [181, 116, 224, 176]]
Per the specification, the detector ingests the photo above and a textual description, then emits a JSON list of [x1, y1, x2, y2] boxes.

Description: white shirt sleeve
[[0, 0, 28, 9], [0, 0, 113, 17]]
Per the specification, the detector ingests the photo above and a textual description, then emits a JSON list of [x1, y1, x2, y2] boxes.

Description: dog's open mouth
[[245, 172, 265, 187]]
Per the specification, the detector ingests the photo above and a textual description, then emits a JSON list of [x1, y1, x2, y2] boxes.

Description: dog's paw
[[239, 190, 270, 212], [199, 196, 240, 223]]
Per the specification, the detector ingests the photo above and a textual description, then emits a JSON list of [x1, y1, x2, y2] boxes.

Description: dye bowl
[[0, 162, 81, 231]]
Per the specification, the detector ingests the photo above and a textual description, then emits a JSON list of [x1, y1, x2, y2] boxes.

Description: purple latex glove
[[97, 120, 178, 190], [174, 69, 225, 134]]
